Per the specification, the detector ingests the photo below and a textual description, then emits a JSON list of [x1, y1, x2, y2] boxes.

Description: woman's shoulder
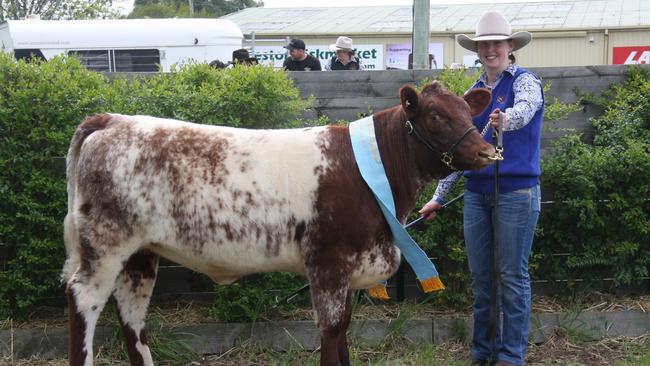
[[513, 65, 539, 78]]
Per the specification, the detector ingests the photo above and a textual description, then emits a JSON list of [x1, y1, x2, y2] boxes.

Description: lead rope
[[488, 112, 505, 349]]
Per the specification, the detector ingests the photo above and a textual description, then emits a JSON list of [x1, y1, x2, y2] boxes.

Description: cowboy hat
[[456, 11, 532, 52], [329, 36, 354, 52]]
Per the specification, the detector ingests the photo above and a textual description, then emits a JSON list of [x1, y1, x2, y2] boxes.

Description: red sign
[[613, 46, 650, 65]]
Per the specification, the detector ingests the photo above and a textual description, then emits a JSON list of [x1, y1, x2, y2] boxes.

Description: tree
[[0, 0, 121, 21], [129, 0, 261, 18]]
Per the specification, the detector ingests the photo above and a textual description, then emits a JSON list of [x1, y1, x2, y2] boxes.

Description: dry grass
[[4, 292, 648, 330]]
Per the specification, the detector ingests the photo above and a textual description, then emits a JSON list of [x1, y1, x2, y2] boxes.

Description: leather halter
[[405, 119, 478, 170]]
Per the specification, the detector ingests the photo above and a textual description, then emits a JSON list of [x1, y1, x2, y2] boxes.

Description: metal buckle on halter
[[488, 144, 504, 161], [405, 120, 414, 134], [441, 152, 453, 167]]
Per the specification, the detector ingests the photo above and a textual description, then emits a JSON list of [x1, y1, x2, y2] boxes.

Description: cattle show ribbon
[[349, 116, 445, 300]]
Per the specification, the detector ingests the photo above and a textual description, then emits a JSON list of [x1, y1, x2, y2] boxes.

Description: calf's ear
[[400, 85, 419, 120], [463, 88, 492, 117]]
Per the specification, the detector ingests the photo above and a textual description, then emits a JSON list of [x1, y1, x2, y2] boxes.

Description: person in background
[[325, 36, 363, 71], [232, 48, 258, 66], [282, 38, 322, 71], [419, 11, 543, 366], [209, 59, 230, 69]]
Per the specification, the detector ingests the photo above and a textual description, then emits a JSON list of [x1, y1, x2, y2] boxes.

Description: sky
[[116, 0, 561, 15]]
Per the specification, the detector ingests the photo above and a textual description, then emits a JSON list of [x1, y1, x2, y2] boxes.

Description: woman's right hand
[[418, 198, 443, 221]]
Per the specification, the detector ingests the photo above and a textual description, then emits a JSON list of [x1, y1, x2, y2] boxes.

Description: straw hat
[[329, 36, 354, 52], [456, 11, 532, 52]]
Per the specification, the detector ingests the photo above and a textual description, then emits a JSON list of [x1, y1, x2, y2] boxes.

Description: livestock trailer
[[0, 17, 244, 72]]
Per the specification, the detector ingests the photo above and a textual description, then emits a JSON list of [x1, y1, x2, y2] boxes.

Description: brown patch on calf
[[80, 202, 92, 216], [78, 235, 99, 275], [139, 126, 230, 189], [294, 221, 306, 242], [80, 169, 135, 237], [122, 250, 157, 293], [78, 114, 114, 134], [66, 285, 87, 366], [307, 124, 400, 296], [130, 126, 233, 251]]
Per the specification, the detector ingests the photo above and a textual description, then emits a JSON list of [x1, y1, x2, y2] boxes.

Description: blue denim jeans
[[463, 185, 541, 365]]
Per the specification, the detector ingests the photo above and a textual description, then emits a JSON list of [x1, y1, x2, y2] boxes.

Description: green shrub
[[0, 53, 312, 317], [536, 66, 650, 288], [0, 54, 111, 317], [107, 62, 310, 128], [542, 82, 583, 124], [410, 68, 632, 308], [208, 273, 309, 322], [419, 65, 478, 95]]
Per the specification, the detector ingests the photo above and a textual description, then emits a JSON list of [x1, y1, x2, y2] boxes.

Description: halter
[[405, 119, 478, 170]]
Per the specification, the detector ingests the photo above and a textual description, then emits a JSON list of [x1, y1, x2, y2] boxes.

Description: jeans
[[463, 185, 541, 365]]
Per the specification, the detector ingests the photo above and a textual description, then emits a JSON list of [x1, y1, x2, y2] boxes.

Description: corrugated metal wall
[[252, 27, 649, 68]]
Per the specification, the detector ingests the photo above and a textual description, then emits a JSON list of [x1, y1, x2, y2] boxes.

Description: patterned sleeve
[[357, 57, 365, 70], [432, 171, 463, 204], [324, 59, 332, 71], [503, 72, 543, 131]]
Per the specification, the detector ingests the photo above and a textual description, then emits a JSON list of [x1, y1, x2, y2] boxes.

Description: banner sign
[[613, 46, 650, 65], [254, 44, 384, 70], [385, 43, 444, 69]]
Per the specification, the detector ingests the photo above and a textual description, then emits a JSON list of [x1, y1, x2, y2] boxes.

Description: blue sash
[[349, 116, 444, 297]]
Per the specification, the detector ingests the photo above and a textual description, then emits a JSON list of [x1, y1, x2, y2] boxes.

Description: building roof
[[221, 0, 650, 35], [1, 18, 243, 49]]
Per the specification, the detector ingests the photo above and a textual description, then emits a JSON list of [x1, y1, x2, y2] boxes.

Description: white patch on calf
[[350, 244, 401, 290], [314, 284, 349, 330]]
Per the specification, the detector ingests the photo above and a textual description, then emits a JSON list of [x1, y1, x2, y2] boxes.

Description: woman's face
[[477, 40, 514, 71], [336, 50, 351, 63]]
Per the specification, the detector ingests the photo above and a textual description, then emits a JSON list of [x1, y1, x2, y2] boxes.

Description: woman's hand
[[489, 108, 506, 129], [418, 198, 443, 221]]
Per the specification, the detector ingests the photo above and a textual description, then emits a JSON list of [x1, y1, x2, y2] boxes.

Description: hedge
[[0, 53, 310, 317]]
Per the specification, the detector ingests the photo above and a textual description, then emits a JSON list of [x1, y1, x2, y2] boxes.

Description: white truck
[[0, 17, 244, 72]]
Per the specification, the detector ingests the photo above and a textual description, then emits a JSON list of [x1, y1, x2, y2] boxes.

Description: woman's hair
[[508, 53, 516, 64]]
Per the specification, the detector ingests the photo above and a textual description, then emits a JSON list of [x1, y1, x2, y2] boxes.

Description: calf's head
[[400, 82, 496, 171]]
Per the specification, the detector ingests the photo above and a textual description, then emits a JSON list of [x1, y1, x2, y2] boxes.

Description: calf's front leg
[[309, 272, 353, 366]]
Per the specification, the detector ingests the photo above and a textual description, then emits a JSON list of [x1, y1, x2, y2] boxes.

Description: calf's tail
[[62, 114, 115, 282]]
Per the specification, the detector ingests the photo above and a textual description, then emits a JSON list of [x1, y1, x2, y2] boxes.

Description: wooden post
[[412, 0, 431, 69]]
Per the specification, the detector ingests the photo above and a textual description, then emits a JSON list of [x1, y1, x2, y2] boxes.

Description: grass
[[1, 294, 648, 365], [2, 336, 648, 365], [200, 340, 468, 366], [97, 313, 199, 365]]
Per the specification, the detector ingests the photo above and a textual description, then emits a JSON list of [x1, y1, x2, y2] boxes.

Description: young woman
[[419, 11, 544, 366]]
